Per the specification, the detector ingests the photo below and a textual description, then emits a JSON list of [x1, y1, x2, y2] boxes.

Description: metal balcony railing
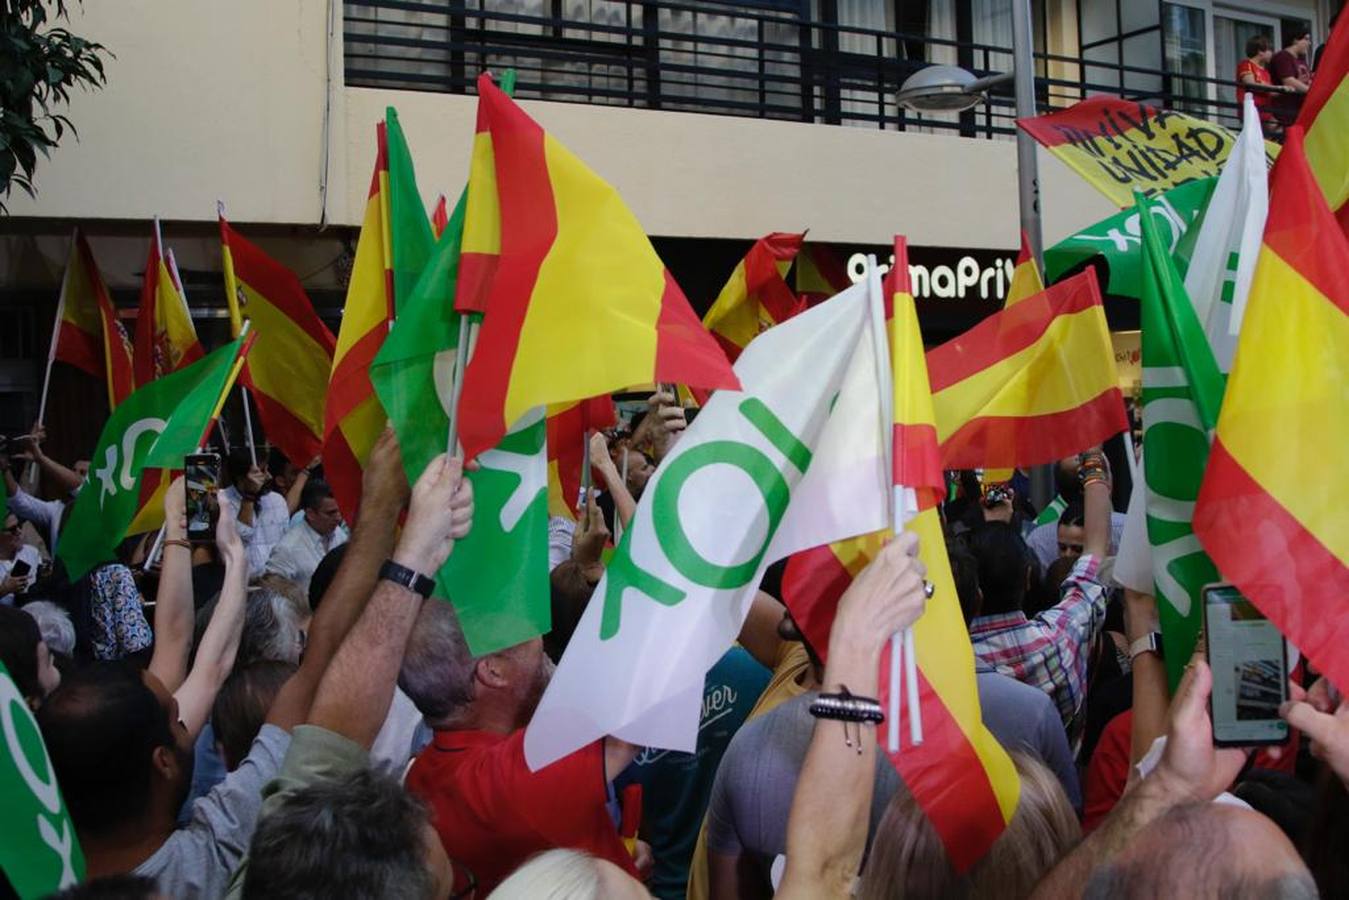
[[343, 1, 1257, 141]]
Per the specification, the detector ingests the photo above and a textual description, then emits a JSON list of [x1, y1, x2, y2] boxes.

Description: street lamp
[[894, 0, 1054, 508]]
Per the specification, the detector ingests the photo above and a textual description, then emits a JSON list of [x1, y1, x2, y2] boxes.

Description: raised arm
[[589, 431, 636, 529], [173, 495, 249, 739], [1124, 589, 1168, 766], [1031, 656, 1249, 898], [1079, 448, 1111, 560], [17, 425, 85, 495], [148, 477, 195, 693], [308, 452, 473, 747], [265, 428, 411, 732], [283, 458, 317, 515], [777, 532, 929, 900]]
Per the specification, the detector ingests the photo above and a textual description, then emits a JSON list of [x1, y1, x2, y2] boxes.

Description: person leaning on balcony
[[1236, 34, 1281, 139], [1269, 30, 1313, 127]]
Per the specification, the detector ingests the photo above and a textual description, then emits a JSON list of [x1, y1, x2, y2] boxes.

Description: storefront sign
[[845, 248, 1017, 302]]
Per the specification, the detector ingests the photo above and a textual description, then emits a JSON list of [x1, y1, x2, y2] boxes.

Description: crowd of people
[[1, 391, 1346, 900]]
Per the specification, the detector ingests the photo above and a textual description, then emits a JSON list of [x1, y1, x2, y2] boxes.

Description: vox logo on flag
[[600, 397, 811, 639], [92, 417, 166, 508], [0, 662, 84, 896]]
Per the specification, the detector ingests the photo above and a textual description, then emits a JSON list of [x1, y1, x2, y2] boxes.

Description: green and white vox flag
[[1043, 176, 1215, 298], [58, 337, 246, 580], [0, 660, 84, 897], [1182, 94, 1269, 371], [525, 279, 888, 770], [1113, 193, 1226, 689], [370, 178, 549, 657]]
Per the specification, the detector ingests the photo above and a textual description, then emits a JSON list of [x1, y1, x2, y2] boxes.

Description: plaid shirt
[[969, 553, 1107, 745]]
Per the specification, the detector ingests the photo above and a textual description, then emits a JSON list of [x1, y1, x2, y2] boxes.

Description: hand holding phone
[[1204, 583, 1289, 747], [185, 452, 222, 544]]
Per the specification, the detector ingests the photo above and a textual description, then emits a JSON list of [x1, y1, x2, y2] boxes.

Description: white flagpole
[[445, 314, 472, 457], [863, 256, 908, 752]]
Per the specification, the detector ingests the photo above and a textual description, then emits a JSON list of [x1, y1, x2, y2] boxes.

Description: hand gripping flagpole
[[865, 255, 923, 753]]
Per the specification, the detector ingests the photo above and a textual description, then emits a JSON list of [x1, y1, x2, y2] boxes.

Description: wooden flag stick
[[445, 314, 473, 457]]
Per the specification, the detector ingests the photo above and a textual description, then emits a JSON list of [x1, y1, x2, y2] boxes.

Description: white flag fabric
[[1112, 448, 1152, 593], [1183, 94, 1269, 370], [524, 281, 888, 770]]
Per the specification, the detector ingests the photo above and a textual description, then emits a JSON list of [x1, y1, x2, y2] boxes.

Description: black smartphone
[[184, 452, 222, 544], [1203, 583, 1290, 747], [9, 559, 31, 579]]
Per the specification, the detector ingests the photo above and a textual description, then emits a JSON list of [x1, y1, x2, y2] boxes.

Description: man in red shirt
[[400, 601, 643, 895]]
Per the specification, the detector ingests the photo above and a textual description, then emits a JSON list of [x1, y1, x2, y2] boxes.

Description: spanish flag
[[794, 241, 851, 306], [1297, 12, 1348, 235], [783, 238, 1018, 873], [324, 122, 393, 522], [220, 216, 337, 467], [545, 396, 617, 521], [52, 230, 135, 408], [1004, 229, 1044, 307], [701, 231, 805, 362], [1194, 126, 1349, 693], [133, 225, 204, 386], [454, 74, 738, 458], [926, 269, 1127, 469]]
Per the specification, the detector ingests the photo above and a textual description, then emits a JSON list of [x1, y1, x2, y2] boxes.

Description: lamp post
[[896, 0, 1053, 507]]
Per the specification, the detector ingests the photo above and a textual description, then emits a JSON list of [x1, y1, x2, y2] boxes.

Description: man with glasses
[[0, 513, 41, 605]]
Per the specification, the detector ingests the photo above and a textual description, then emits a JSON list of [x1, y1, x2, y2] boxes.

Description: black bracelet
[[809, 687, 885, 724]]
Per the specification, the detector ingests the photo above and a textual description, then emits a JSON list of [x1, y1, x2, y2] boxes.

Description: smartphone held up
[[1203, 583, 1290, 748], [185, 452, 222, 544]]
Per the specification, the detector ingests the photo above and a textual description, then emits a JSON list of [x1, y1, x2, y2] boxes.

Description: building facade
[[0, 0, 1335, 461]]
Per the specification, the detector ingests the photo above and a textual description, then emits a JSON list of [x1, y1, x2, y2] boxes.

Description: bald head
[[1083, 803, 1315, 899]]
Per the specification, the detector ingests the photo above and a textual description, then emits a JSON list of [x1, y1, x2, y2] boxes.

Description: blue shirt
[[618, 647, 769, 900]]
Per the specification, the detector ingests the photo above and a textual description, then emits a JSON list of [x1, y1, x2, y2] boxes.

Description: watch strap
[[1129, 632, 1163, 661], [379, 559, 435, 598]]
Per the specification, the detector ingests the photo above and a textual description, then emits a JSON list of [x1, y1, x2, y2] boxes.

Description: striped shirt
[[969, 553, 1107, 746]]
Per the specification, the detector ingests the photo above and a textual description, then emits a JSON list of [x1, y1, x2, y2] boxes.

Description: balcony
[[343, 0, 1255, 143]]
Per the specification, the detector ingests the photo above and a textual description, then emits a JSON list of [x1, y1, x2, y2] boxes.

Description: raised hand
[[392, 454, 473, 575]]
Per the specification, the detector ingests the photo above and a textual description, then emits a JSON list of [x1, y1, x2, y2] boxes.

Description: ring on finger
[[923, 580, 935, 599]]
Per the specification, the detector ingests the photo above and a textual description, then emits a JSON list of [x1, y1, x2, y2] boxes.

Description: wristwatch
[[379, 559, 436, 598], [1129, 632, 1164, 662]]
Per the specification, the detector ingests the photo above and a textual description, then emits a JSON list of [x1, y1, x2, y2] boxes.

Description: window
[[1162, 3, 1208, 113]]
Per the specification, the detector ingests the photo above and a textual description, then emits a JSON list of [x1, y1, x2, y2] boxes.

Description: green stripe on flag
[[1136, 193, 1227, 689]]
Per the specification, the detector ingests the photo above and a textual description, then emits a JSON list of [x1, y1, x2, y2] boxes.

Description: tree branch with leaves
[[0, 0, 110, 212]]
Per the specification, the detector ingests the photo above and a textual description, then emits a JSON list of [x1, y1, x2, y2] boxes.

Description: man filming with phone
[[221, 448, 291, 580], [0, 510, 41, 605]]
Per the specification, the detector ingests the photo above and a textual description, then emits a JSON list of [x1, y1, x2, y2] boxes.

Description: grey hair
[[21, 600, 76, 657], [239, 582, 309, 666], [489, 849, 607, 899], [242, 766, 435, 900], [399, 600, 477, 725]]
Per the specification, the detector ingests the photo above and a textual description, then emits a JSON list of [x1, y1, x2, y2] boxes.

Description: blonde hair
[[856, 752, 1080, 900], [488, 849, 605, 899]]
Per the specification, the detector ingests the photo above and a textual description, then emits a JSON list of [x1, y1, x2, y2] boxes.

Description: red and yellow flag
[[701, 231, 805, 362], [431, 194, 449, 238], [133, 227, 203, 387], [783, 238, 1018, 872], [794, 241, 851, 306], [53, 230, 135, 408], [454, 74, 738, 459], [1004, 229, 1044, 307], [324, 123, 394, 521], [1194, 126, 1349, 692], [220, 216, 337, 467], [926, 269, 1127, 469], [545, 396, 617, 521], [1296, 13, 1349, 235]]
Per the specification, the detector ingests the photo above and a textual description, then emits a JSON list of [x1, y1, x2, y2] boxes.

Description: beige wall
[[4, 0, 1115, 251]]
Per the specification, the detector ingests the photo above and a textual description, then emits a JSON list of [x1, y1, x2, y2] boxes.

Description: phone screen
[[184, 453, 221, 543], [8, 559, 31, 579], [1204, 584, 1289, 746]]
